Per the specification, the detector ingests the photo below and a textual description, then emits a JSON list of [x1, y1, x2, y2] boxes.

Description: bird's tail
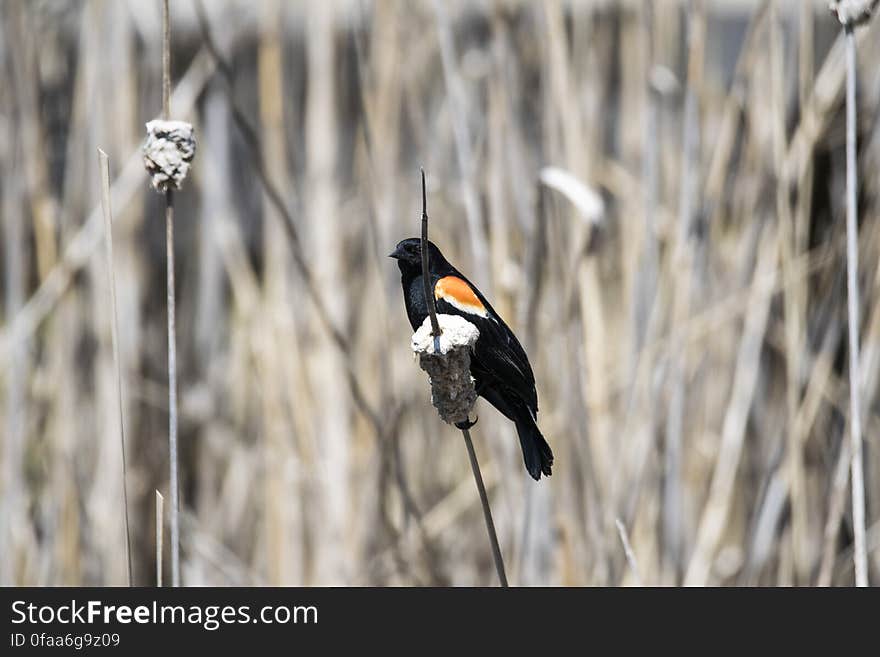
[[515, 412, 553, 481]]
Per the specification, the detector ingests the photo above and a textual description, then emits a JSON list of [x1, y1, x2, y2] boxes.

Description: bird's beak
[[388, 245, 404, 259]]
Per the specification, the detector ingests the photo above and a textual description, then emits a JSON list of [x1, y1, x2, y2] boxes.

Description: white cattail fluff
[[143, 119, 196, 192], [411, 314, 479, 425], [829, 0, 878, 26]]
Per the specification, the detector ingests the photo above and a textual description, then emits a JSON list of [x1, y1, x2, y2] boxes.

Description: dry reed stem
[[193, 0, 383, 436], [685, 230, 778, 585], [746, 318, 840, 581], [1, 82, 26, 588], [462, 428, 508, 587], [305, 0, 351, 584], [98, 149, 133, 586], [542, 1, 612, 518], [156, 491, 164, 586], [793, 1, 817, 576], [770, 3, 809, 582], [420, 169, 441, 337], [785, 21, 876, 185], [795, 0, 816, 261], [663, 0, 704, 579], [431, 0, 491, 290], [615, 518, 642, 586], [160, 0, 181, 588], [633, 0, 659, 364], [703, 2, 770, 206], [257, 0, 295, 586], [843, 23, 868, 587]]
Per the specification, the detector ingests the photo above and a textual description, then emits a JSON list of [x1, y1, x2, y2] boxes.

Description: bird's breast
[[404, 276, 429, 330]]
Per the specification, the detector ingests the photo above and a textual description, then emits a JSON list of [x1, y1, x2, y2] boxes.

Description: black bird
[[390, 238, 553, 480]]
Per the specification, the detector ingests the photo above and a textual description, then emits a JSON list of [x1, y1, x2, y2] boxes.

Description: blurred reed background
[[0, 0, 878, 586]]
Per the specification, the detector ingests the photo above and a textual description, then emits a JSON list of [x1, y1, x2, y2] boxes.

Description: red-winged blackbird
[[391, 238, 553, 480]]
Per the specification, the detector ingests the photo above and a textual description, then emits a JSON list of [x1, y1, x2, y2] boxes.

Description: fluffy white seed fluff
[[143, 119, 196, 192], [411, 314, 479, 425], [829, 0, 878, 26]]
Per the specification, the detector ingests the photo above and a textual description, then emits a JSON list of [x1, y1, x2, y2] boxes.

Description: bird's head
[[389, 238, 449, 275]]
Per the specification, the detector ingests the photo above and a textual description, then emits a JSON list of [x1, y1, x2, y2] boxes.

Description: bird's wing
[[433, 274, 538, 413]]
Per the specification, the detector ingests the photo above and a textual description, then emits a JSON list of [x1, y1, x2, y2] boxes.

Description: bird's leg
[[455, 379, 489, 429], [454, 376, 490, 430]]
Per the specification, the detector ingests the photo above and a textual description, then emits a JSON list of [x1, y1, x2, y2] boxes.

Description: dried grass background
[[1, 0, 879, 586]]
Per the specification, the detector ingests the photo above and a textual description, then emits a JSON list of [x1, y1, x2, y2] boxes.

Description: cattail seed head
[[411, 314, 479, 425], [143, 119, 196, 192]]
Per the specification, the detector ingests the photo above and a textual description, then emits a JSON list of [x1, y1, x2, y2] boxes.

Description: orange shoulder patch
[[435, 276, 487, 317]]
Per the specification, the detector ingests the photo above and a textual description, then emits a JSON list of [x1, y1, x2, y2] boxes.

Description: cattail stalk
[[462, 428, 508, 587], [161, 0, 181, 588], [420, 169, 441, 337], [419, 170, 506, 587], [843, 22, 867, 588]]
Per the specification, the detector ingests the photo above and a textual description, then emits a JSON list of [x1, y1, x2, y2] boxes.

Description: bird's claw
[[455, 415, 479, 431]]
